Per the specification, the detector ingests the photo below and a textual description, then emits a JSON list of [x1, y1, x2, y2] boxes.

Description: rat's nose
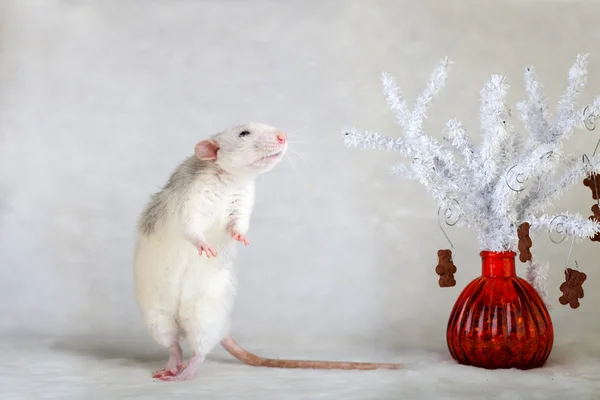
[[276, 132, 287, 144]]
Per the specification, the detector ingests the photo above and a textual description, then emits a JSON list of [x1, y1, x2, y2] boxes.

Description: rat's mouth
[[259, 150, 283, 161], [251, 144, 287, 167]]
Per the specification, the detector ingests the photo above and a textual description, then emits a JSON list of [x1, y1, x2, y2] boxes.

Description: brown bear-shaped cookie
[[435, 249, 457, 288], [517, 222, 532, 263], [589, 204, 600, 243], [558, 268, 587, 309], [583, 173, 600, 200]]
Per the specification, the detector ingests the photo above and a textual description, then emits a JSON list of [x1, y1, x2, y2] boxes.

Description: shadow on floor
[[49, 334, 168, 366], [48, 334, 239, 368]]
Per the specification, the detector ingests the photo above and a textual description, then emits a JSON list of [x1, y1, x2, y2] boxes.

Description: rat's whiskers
[[284, 150, 303, 175], [287, 147, 306, 163], [287, 127, 306, 137]]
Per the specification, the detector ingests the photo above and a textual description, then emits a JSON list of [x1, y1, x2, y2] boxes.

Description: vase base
[[453, 358, 548, 370]]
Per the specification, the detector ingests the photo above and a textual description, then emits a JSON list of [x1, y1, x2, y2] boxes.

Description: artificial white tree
[[343, 54, 600, 306]]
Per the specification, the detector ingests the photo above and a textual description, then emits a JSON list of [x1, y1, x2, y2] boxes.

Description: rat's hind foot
[[152, 365, 185, 379], [157, 353, 204, 382], [152, 343, 184, 379]]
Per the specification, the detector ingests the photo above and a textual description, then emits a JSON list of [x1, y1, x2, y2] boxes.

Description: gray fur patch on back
[[138, 156, 208, 235]]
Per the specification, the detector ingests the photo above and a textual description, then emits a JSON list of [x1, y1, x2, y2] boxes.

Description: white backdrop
[[2, 0, 600, 396]]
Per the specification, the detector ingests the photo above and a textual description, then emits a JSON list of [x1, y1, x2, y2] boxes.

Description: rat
[[133, 123, 403, 382]]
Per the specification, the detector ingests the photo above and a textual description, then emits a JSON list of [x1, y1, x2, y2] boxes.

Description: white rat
[[133, 123, 403, 382]]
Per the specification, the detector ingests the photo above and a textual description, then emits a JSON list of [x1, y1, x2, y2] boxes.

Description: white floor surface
[[2, 335, 600, 400]]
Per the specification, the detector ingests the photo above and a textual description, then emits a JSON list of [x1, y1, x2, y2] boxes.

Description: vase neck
[[481, 251, 516, 277]]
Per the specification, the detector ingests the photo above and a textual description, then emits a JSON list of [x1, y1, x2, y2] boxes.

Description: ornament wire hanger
[[582, 152, 599, 207], [582, 104, 600, 206], [548, 214, 578, 272], [505, 151, 553, 193], [583, 104, 598, 131], [437, 199, 461, 258], [505, 153, 548, 216], [549, 214, 568, 244], [548, 214, 580, 273], [563, 238, 577, 272]]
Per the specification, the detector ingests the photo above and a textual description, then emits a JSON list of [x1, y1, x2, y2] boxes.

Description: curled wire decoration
[[582, 152, 600, 207], [505, 152, 554, 194], [583, 105, 598, 131], [437, 199, 462, 257], [549, 214, 569, 244], [506, 165, 528, 192]]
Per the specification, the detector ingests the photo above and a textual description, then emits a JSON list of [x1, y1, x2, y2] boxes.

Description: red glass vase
[[446, 251, 553, 369]]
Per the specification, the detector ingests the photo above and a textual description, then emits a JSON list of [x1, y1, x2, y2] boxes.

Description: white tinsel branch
[[382, 72, 410, 128], [344, 53, 600, 306], [529, 212, 600, 239], [345, 58, 473, 215], [403, 57, 452, 140], [343, 128, 464, 213], [343, 53, 600, 266], [444, 118, 477, 171], [474, 75, 514, 188], [550, 53, 589, 141], [526, 256, 551, 310], [343, 129, 407, 153], [517, 66, 552, 147], [520, 152, 600, 218], [490, 143, 560, 223], [390, 163, 418, 180]]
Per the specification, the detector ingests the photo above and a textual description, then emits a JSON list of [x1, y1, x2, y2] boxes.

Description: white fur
[[134, 123, 283, 363]]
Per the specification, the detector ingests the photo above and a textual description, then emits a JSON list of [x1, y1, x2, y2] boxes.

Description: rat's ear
[[194, 139, 219, 160]]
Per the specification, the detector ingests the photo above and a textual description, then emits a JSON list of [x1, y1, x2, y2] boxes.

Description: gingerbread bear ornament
[[583, 173, 600, 200], [558, 267, 587, 309], [435, 249, 457, 287], [589, 204, 600, 242], [517, 222, 532, 263]]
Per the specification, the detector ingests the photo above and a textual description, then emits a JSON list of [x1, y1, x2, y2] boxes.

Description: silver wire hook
[[593, 137, 600, 157], [506, 164, 528, 192], [549, 214, 568, 244], [582, 153, 600, 207], [582, 138, 600, 163], [583, 105, 598, 131], [563, 237, 575, 272], [549, 215, 576, 272], [517, 177, 543, 216], [437, 199, 461, 258], [582, 153, 592, 166], [581, 104, 600, 199], [505, 151, 554, 194]]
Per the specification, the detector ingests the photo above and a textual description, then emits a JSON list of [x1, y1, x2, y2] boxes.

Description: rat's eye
[[239, 130, 251, 137]]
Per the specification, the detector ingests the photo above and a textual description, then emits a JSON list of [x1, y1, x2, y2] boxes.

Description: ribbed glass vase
[[446, 250, 553, 369]]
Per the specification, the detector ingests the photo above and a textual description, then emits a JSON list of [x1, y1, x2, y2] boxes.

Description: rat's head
[[194, 123, 288, 176]]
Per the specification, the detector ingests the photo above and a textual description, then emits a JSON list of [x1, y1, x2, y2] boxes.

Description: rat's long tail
[[220, 336, 403, 370]]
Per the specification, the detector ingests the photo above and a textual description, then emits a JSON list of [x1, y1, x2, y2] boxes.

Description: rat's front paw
[[196, 242, 218, 258], [230, 230, 250, 246]]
